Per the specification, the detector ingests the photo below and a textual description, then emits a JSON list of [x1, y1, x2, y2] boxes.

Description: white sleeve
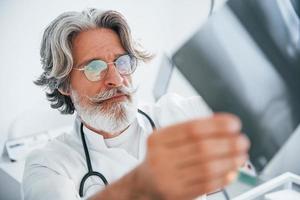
[[153, 93, 213, 127], [211, 0, 228, 14], [22, 154, 83, 200]]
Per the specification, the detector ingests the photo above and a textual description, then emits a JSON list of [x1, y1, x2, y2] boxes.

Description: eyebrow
[[75, 53, 128, 68]]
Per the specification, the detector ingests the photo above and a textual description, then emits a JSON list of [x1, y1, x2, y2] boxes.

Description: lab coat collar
[[73, 115, 144, 152], [136, 110, 155, 132]]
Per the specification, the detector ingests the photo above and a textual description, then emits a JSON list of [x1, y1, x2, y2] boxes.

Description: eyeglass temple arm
[[73, 68, 85, 71]]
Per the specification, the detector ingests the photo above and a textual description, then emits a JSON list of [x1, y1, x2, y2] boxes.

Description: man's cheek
[[123, 76, 132, 87]]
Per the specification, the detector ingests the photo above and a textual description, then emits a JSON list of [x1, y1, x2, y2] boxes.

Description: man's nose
[[104, 64, 124, 88]]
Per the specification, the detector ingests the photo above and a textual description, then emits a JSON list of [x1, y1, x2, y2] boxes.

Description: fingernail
[[226, 171, 238, 183]]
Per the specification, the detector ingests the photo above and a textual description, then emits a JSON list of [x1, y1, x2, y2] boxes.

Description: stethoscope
[[79, 109, 156, 197]]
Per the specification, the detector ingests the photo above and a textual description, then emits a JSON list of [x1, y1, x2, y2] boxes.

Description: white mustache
[[87, 86, 137, 104]]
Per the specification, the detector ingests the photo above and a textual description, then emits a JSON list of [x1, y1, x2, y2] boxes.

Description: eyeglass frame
[[73, 53, 138, 82]]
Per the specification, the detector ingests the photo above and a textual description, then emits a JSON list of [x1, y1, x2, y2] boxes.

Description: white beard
[[71, 89, 138, 134]]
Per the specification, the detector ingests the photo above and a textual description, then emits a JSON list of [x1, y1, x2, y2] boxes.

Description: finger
[[172, 134, 250, 168], [152, 113, 242, 147], [181, 171, 238, 199], [178, 153, 248, 184]]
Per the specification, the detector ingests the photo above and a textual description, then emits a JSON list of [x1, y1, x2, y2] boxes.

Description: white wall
[[0, 0, 220, 154]]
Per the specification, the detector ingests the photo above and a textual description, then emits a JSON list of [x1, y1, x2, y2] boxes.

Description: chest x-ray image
[[173, 0, 300, 172]]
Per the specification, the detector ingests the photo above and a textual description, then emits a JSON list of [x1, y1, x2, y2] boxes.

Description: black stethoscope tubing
[[79, 109, 156, 197]]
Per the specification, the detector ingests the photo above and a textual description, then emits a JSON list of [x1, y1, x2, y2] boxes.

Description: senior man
[[23, 8, 250, 200]]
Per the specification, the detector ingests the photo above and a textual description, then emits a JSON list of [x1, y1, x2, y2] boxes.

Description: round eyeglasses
[[73, 54, 137, 82]]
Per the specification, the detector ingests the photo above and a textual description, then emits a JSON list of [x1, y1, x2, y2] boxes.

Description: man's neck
[[83, 122, 130, 139]]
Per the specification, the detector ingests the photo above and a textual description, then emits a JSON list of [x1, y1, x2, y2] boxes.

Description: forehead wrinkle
[[72, 30, 126, 67]]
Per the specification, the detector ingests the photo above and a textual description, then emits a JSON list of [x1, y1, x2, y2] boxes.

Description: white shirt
[[22, 94, 211, 200]]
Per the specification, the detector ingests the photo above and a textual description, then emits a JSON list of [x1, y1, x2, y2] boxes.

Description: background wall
[[0, 0, 226, 155]]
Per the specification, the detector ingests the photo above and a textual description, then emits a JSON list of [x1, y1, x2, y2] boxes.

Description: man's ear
[[58, 88, 71, 96]]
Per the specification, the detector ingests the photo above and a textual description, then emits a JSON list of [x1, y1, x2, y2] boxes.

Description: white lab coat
[[22, 94, 211, 200]]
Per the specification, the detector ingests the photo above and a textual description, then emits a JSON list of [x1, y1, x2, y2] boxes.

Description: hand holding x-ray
[[138, 113, 250, 199]]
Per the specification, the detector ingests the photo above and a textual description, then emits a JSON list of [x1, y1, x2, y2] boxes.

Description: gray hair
[[35, 8, 152, 114]]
